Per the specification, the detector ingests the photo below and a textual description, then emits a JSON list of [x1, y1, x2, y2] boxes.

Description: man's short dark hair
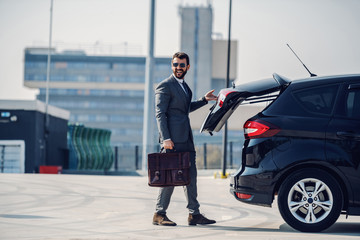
[[172, 52, 190, 65]]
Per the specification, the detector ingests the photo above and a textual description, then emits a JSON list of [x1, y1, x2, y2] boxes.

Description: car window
[[345, 89, 360, 119], [293, 85, 339, 115]]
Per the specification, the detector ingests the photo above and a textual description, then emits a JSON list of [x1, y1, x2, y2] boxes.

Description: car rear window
[[263, 84, 339, 117], [345, 89, 360, 119], [293, 85, 339, 115]]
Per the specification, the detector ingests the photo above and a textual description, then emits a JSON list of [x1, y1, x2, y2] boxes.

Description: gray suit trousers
[[155, 140, 200, 215]]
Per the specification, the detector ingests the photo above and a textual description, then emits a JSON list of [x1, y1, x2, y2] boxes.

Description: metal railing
[[111, 141, 243, 171]]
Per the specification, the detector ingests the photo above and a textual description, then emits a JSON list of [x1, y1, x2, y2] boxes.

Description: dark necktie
[[181, 82, 188, 95]]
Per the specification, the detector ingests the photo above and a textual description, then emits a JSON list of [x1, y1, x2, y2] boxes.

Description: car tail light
[[235, 192, 252, 199], [218, 89, 235, 108], [243, 120, 280, 139]]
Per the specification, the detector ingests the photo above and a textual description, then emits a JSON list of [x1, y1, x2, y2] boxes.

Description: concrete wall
[[212, 40, 238, 80], [180, 6, 213, 100]]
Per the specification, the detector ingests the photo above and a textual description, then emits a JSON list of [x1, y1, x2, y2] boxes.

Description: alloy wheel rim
[[287, 178, 333, 224]]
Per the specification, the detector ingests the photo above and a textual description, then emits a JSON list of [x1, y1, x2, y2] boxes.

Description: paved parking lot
[[0, 173, 359, 240]]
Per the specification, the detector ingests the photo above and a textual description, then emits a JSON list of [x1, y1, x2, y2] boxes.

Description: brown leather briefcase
[[148, 151, 190, 187]]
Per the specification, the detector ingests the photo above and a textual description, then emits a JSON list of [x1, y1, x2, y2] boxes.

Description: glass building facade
[[24, 48, 170, 147]]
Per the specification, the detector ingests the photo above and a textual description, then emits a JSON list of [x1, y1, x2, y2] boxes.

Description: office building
[[179, 5, 238, 98], [24, 48, 170, 147]]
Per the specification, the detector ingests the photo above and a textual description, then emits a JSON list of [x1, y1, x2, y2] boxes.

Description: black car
[[201, 73, 360, 232]]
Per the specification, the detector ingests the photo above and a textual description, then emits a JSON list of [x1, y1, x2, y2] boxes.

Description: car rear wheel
[[278, 168, 343, 232]]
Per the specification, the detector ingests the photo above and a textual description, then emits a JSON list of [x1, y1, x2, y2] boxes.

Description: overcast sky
[[1, 0, 360, 100]]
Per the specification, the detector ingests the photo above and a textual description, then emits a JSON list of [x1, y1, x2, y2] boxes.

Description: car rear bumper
[[230, 172, 274, 207]]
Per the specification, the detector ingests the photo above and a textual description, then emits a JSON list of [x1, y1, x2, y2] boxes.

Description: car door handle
[[336, 131, 360, 140]]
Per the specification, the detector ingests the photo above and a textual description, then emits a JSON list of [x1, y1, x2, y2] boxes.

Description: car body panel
[[326, 81, 360, 207], [326, 118, 360, 206]]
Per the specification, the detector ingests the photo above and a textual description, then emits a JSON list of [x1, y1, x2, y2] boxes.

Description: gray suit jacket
[[155, 75, 207, 144]]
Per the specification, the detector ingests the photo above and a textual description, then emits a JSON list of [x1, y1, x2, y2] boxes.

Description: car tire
[[277, 168, 343, 232]]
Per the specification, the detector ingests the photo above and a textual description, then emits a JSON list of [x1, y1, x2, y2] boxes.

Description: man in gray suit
[[153, 52, 217, 226]]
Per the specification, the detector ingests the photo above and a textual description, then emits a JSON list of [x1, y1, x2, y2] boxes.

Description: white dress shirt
[[172, 73, 188, 94]]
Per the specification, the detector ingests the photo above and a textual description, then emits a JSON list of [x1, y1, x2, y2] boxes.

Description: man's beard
[[173, 69, 187, 79]]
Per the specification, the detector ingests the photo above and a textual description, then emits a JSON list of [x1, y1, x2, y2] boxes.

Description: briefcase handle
[[156, 147, 184, 168], [160, 147, 177, 153]]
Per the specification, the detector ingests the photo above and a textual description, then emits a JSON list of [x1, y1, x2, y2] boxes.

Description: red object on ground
[[39, 166, 62, 174]]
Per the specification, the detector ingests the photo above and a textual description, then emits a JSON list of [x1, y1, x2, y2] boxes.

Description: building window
[[55, 62, 67, 69]]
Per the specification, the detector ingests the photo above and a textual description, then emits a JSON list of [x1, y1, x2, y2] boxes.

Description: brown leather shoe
[[153, 213, 177, 226], [188, 213, 216, 225]]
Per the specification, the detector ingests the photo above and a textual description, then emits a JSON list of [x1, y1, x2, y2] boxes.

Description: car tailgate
[[200, 73, 290, 134]]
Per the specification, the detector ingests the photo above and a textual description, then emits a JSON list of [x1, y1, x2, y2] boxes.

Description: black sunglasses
[[172, 62, 186, 68]]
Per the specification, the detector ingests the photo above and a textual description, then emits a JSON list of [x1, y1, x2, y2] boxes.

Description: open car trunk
[[200, 73, 291, 134]]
